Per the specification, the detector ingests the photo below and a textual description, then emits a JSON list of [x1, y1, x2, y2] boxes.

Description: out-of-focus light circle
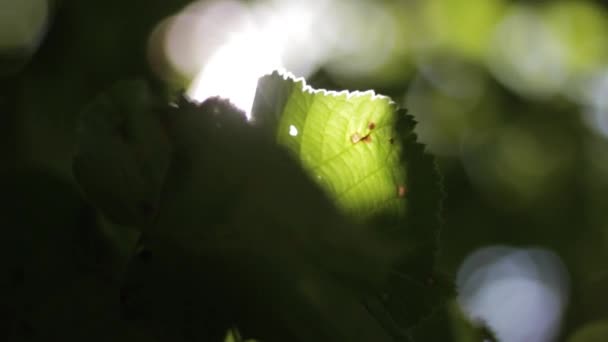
[[486, 5, 568, 98], [462, 118, 576, 208], [147, 16, 182, 85], [416, 56, 486, 102], [165, 0, 251, 79], [254, 0, 331, 77], [157, 0, 348, 115], [424, 0, 506, 60], [187, 30, 284, 117], [585, 108, 608, 141], [457, 246, 570, 342], [578, 69, 608, 139], [154, 0, 420, 110], [0, 0, 48, 52], [405, 57, 488, 156], [323, 1, 400, 84], [543, 1, 608, 76]]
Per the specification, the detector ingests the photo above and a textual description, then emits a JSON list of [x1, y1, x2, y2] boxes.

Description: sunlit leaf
[[252, 72, 443, 258], [252, 72, 407, 221], [252, 71, 445, 334]]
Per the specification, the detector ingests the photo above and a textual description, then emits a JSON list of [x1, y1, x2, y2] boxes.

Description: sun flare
[[187, 29, 284, 118]]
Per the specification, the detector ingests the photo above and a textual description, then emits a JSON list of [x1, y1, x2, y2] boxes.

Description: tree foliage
[[0, 1, 505, 341]]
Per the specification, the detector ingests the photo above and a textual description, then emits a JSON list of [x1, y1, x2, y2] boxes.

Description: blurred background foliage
[[2, 0, 608, 341]]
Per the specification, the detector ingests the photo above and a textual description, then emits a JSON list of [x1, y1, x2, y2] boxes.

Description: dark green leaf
[[128, 97, 400, 342], [73, 80, 171, 226]]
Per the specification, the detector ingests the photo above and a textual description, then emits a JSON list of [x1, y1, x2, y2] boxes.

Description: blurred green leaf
[[409, 300, 497, 342], [0, 166, 124, 341], [13, 0, 191, 177], [568, 319, 608, 342], [73, 80, 171, 226]]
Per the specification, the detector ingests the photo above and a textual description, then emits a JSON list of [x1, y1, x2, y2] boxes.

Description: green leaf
[[252, 71, 445, 333], [252, 71, 441, 262], [127, 97, 400, 342], [125, 72, 443, 342], [252, 72, 407, 221], [73, 80, 171, 226]]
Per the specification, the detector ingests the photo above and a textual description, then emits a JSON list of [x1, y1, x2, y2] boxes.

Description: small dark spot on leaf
[[398, 185, 406, 198], [368, 122, 376, 130], [353, 132, 372, 144], [389, 138, 394, 144]]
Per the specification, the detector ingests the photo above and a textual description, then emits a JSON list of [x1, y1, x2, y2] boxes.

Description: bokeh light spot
[[457, 246, 570, 342], [0, 0, 48, 52], [487, 5, 568, 98], [187, 30, 284, 117]]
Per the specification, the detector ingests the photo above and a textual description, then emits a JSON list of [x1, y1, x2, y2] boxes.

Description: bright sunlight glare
[[160, 0, 391, 118], [187, 30, 284, 118]]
